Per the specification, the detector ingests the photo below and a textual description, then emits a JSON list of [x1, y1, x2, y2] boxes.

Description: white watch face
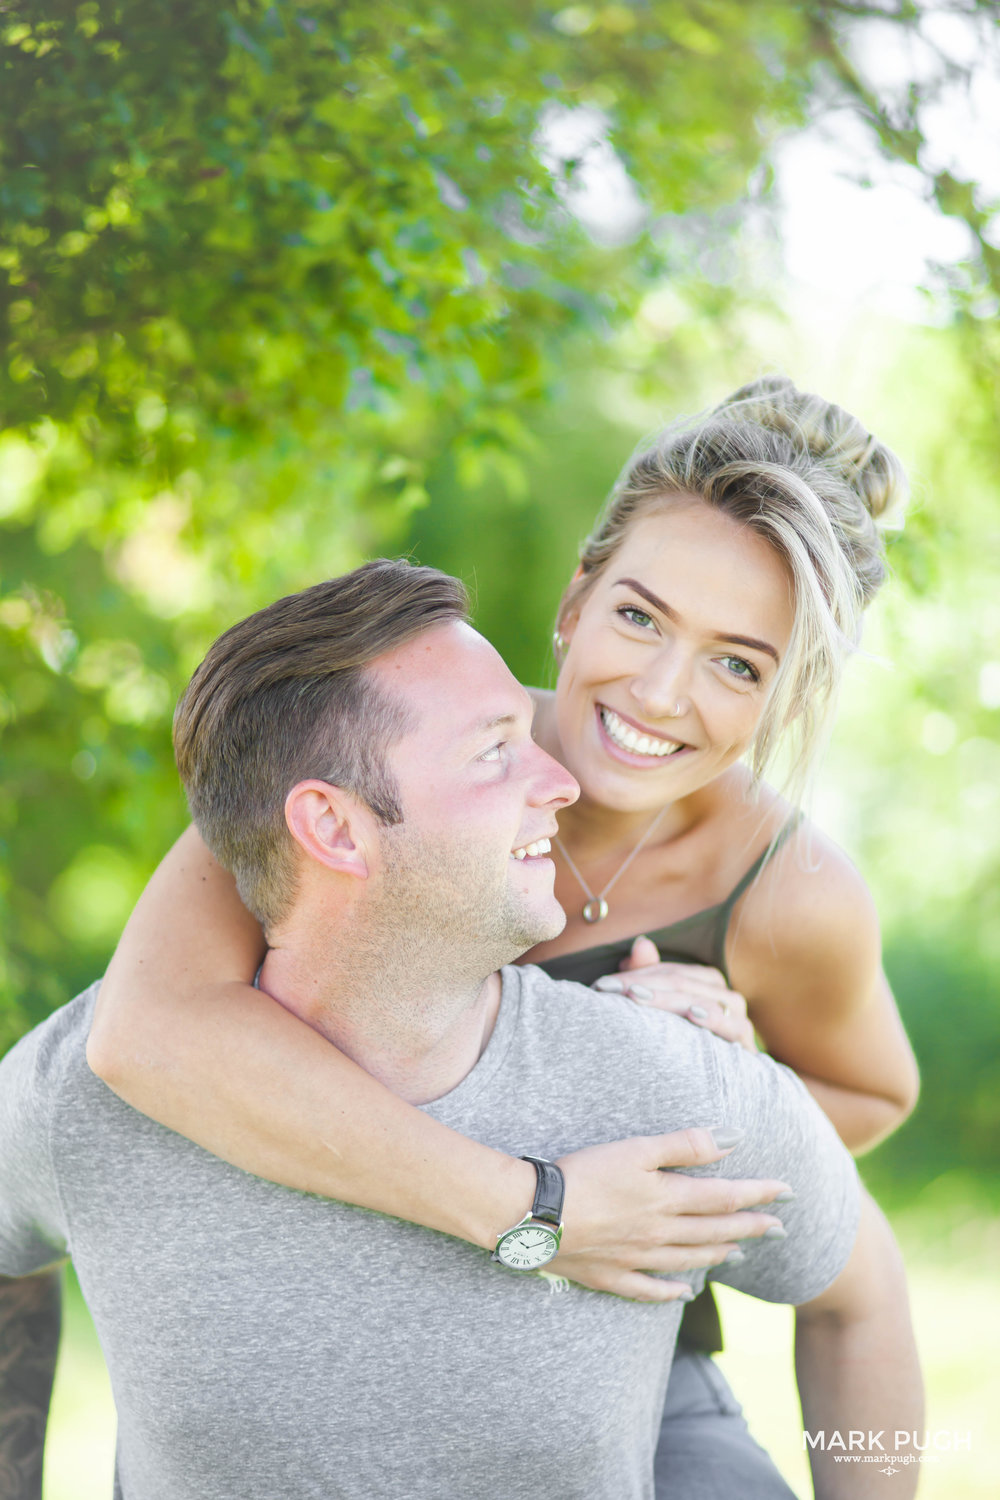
[[495, 1223, 560, 1270]]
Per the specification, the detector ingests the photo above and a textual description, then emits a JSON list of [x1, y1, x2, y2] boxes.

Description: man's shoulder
[[511, 961, 694, 1041], [0, 983, 103, 1275], [507, 962, 850, 1150], [505, 962, 727, 1103], [1, 982, 103, 1107]]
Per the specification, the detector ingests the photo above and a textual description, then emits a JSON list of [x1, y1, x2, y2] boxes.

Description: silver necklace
[[555, 807, 669, 923]]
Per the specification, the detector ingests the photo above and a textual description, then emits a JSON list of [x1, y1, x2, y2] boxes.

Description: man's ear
[[284, 780, 375, 880]]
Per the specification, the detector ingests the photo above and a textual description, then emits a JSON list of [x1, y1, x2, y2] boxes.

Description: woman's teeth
[[600, 707, 685, 758], [511, 838, 552, 861]]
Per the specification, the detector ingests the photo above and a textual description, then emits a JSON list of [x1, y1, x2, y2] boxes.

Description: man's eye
[[719, 655, 760, 683], [618, 604, 655, 630]]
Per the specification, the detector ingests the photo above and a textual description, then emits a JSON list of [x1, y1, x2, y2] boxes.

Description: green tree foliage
[[1, 0, 996, 1096], [2, 0, 811, 445]]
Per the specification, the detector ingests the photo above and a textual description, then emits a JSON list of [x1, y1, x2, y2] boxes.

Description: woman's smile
[[596, 704, 693, 766]]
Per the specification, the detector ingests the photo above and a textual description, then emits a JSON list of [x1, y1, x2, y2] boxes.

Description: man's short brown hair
[[173, 559, 470, 930]]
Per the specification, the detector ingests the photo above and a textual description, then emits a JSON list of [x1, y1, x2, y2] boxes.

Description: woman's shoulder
[[730, 803, 881, 994], [755, 813, 875, 917], [710, 771, 872, 910]]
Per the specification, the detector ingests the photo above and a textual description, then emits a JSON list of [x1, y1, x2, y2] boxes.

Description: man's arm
[[0, 1271, 62, 1500], [795, 1192, 923, 1500]]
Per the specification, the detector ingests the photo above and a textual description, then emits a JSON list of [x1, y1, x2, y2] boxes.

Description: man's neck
[[258, 935, 503, 1106]]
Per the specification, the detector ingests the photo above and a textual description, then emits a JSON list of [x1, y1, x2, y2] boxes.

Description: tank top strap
[[717, 813, 802, 925]]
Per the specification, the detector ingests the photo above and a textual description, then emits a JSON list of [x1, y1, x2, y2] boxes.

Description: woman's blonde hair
[[558, 375, 907, 802]]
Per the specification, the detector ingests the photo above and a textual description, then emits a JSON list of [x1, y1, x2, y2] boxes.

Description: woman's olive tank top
[[535, 819, 798, 1351]]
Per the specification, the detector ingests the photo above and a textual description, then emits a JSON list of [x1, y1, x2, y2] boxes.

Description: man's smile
[[510, 837, 553, 861]]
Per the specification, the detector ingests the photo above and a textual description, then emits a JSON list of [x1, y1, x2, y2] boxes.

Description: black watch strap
[[520, 1156, 565, 1228]]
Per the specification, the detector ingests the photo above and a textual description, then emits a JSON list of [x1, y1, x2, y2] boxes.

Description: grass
[[42, 1206, 1000, 1499]]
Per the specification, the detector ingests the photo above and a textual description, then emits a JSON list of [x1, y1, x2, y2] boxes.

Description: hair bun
[[716, 375, 906, 524]]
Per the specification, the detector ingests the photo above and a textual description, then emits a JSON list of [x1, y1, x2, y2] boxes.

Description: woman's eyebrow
[[612, 577, 780, 662]]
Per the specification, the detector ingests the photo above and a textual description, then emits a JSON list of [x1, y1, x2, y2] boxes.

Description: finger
[[684, 995, 751, 1045], [625, 989, 697, 1016], [692, 966, 729, 988], [708, 989, 747, 1014], [651, 974, 742, 1002], [643, 1125, 749, 1168], [616, 1242, 744, 1274], [622, 973, 739, 1003], [616, 961, 726, 984], [662, 1172, 795, 1215], [659, 1170, 791, 1218], [687, 990, 748, 1018], [594, 1273, 698, 1304], [611, 1126, 786, 1177], [685, 1008, 747, 1044], [679, 976, 743, 1002], [627, 982, 743, 1013], [592, 974, 627, 993], [629, 963, 729, 988], [664, 1167, 794, 1212], [643, 1210, 789, 1245], [619, 935, 661, 971]]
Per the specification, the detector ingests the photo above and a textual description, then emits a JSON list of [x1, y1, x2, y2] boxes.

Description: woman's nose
[[628, 647, 693, 720]]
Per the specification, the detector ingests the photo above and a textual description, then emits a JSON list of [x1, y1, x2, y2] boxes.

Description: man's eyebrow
[[613, 577, 780, 662], [478, 713, 518, 733], [464, 708, 528, 741]]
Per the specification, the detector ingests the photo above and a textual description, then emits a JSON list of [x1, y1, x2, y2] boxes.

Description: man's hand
[[0, 1270, 62, 1500], [553, 1128, 791, 1301], [592, 937, 757, 1051]]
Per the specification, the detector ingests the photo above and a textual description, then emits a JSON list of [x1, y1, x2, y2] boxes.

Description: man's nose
[[530, 744, 579, 809]]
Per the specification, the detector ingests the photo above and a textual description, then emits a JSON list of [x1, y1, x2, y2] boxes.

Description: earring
[[552, 631, 566, 659]]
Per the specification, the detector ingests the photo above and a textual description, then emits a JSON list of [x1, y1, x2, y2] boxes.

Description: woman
[[89, 376, 919, 1495]]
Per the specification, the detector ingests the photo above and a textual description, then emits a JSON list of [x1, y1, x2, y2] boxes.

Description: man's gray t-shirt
[[0, 965, 859, 1500]]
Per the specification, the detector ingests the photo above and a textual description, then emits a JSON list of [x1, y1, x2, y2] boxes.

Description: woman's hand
[[591, 937, 756, 1051], [553, 1127, 792, 1301]]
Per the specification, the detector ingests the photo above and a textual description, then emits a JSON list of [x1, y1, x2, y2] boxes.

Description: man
[[0, 561, 921, 1499]]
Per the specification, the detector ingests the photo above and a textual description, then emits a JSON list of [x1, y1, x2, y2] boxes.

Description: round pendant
[[582, 898, 609, 923]]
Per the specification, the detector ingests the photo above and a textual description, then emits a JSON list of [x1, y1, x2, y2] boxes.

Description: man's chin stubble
[[371, 828, 564, 972]]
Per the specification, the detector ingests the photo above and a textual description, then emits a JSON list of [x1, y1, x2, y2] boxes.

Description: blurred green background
[[1, 2, 998, 1495]]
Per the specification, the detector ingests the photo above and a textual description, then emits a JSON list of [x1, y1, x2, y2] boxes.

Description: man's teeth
[[512, 838, 552, 861], [600, 707, 685, 758]]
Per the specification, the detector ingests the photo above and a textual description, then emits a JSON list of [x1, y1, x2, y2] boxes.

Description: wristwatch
[[491, 1156, 565, 1271]]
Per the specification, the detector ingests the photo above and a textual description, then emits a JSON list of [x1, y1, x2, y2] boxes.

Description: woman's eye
[[618, 604, 656, 630], [480, 744, 503, 763], [719, 655, 760, 683]]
